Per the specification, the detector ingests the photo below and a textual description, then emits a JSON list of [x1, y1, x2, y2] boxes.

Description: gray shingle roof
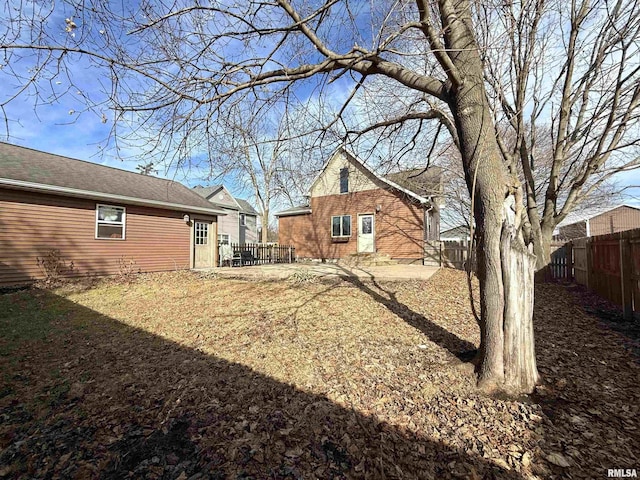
[[193, 183, 259, 215], [193, 184, 223, 199], [275, 205, 312, 217], [0, 142, 225, 214], [235, 198, 259, 215], [441, 225, 470, 239], [384, 166, 443, 198]]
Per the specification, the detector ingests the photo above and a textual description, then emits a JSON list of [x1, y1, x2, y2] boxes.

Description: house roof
[[235, 198, 259, 216], [274, 206, 312, 217], [556, 203, 640, 228], [384, 167, 443, 198], [193, 184, 259, 214], [440, 224, 470, 239], [193, 184, 223, 199], [308, 147, 441, 204], [0, 142, 226, 215], [193, 184, 242, 210]]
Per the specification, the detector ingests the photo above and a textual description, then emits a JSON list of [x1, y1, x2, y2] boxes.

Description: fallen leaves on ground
[[0, 269, 638, 479]]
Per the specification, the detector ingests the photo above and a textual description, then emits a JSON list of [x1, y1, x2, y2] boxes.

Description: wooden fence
[[219, 243, 296, 266], [544, 228, 640, 320], [424, 240, 475, 270], [536, 242, 568, 282]]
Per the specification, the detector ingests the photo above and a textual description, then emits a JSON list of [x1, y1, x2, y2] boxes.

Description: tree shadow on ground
[[530, 282, 640, 478], [0, 287, 518, 479], [565, 283, 640, 356], [336, 268, 477, 363]]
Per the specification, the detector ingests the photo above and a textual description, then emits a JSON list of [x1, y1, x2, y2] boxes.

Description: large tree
[[209, 103, 291, 243], [2, 0, 639, 393]]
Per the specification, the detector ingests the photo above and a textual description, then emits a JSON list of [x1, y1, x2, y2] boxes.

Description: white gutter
[[275, 207, 312, 217], [0, 178, 228, 216]]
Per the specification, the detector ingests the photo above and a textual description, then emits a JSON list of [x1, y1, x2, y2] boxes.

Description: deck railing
[[218, 242, 296, 266]]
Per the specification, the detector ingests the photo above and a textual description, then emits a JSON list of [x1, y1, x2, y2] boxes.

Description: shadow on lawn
[[0, 287, 519, 479], [337, 268, 477, 363], [529, 283, 640, 477]]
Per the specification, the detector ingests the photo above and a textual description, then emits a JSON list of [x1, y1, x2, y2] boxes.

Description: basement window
[[96, 204, 126, 239], [331, 215, 351, 237]]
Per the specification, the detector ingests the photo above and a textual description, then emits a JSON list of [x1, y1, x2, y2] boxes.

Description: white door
[[357, 214, 375, 253], [194, 221, 214, 268]]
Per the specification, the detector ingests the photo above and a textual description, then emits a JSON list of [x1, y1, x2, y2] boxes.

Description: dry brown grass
[[0, 269, 638, 479]]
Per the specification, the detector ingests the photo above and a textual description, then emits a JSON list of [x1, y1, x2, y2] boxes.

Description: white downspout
[[424, 203, 434, 266], [424, 205, 434, 240]]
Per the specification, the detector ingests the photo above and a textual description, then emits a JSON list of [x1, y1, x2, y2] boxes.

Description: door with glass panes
[[193, 220, 214, 268], [357, 214, 375, 253]]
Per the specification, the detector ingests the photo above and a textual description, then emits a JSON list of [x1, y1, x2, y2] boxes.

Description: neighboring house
[[440, 225, 471, 242], [193, 185, 260, 244], [553, 204, 640, 241], [276, 148, 442, 264], [0, 142, 226, 286], [235, 198, 261, 244]]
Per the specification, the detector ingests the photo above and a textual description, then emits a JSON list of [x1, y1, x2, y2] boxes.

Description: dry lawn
[[0, 269, 638, 479]]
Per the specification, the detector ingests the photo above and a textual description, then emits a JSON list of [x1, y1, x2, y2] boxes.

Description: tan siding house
[[276, 148, 442, 263], [556, 204, 640, 240], [588, 205, 640, 236], [193, 185, 260, 244], [0, 142, 226, 286]]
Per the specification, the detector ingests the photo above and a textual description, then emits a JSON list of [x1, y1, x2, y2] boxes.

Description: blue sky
[[3, 70, 639, 208], [1, 0, 639, 209], [1, 85, 231, 190]]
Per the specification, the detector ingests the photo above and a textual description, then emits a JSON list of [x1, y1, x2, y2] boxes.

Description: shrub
[[36, 249, 75, 286], [116, 256, 141, 283]]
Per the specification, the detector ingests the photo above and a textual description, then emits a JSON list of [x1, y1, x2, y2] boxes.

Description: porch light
[[183, 214, 190, 223], [376, 204, 382, 212]]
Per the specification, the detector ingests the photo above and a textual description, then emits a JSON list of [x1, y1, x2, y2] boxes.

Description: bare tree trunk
[[530, 224, 555, 271], [261, 208, 269, 243], [501, 216, 539, 391], [474, 205, 507, 388], [451, 67, 539, 393], [473, 184, 539, 393]]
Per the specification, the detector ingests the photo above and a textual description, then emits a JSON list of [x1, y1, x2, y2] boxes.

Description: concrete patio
[[210, 262, 440, 282]]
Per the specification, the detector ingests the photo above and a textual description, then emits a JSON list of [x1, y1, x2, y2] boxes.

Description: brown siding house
[[555, 204, 640, 241], [0, 142, 226, 286], [276, 148, 442, 264]]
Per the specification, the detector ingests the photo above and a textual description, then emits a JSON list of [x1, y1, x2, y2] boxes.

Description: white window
[[331, 215, 352, 237], [240, 213, 246, 226], [96, 204, 126, 240], [195, 222, 209, 245], [218, 233, 230, 245]]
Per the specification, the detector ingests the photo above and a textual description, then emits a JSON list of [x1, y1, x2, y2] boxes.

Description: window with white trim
[[195, 222, 209, 245], [331, 215, 351, 237], [240, 213, 246, 226], [217, 233, 230, 245], [96, 204, 125, 239]]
